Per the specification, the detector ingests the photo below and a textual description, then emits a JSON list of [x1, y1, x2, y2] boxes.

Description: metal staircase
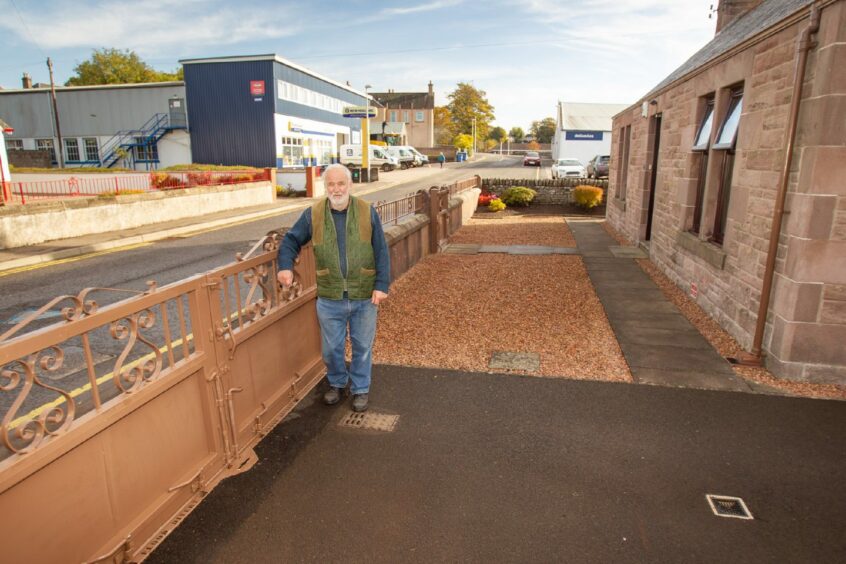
[[90, 113, 185, 169]]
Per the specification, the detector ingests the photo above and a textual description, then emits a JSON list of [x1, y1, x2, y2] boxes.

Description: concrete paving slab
[[609, 246, 648, 258], [614, 326, 718, 350], [600, 299, 681, 316], [632, 366, 752, 392], [149, 366, 846, 564], [443, 244, 480, 255], [618, 341, 735, 374]]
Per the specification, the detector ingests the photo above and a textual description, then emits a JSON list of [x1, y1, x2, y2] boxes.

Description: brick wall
[[607, 2, 846, 384]]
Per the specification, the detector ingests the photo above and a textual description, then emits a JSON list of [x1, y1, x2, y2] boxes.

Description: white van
[[339, 144, 398, 171], [383, 146, 417, 169], [404, 146, 429, 166]]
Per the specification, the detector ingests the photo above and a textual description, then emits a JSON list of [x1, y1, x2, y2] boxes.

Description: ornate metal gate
[[0, 239, 323, 563]]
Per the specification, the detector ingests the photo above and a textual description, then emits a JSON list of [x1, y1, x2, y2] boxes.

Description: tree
[[529, 117, 557, 144], [434, 106, 454, 145], [446, 82, 495, 150], [509, 127, 525, 143], [488, 126, 507, 143], [484, 138, 498, 151], [453, 134, 473, 151], [65, 48, 182, 86], [527, 140, 540, 151]]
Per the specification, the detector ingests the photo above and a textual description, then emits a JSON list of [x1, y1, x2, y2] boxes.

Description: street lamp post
[[472, 116, 476, 158]]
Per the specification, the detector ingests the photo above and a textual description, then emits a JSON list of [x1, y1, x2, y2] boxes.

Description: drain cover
[[489, 351, 540, 372], [706, 495, 753, 520], [338, 411, 399, 432]]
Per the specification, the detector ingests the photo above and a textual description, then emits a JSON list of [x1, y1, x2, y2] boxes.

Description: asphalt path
[[0, 155, 547, 457]]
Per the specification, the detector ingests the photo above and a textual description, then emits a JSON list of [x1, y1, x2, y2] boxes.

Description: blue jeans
[[316, 297, 378, 394]]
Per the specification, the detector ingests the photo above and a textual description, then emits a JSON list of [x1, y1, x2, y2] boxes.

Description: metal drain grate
[[338, 411, 399, 432], [706, 495, 753, 520]]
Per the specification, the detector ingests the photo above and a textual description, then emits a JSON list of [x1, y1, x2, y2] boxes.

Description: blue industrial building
[[180, 55, 369, 169]]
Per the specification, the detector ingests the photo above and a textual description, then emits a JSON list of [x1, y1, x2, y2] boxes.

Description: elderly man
[[277, 164, 390, 412]]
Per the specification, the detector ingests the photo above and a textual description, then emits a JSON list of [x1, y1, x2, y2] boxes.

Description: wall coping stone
[[0, 181, 270, 218]]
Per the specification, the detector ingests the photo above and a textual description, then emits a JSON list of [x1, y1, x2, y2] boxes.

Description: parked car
[[340, 144, 398, 171], [586, 155, 610, 178], [551, 158, 586, 179], [523, 151, 541, 166]]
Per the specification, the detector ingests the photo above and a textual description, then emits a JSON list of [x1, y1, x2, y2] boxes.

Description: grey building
[[0, 81, 189, 169]]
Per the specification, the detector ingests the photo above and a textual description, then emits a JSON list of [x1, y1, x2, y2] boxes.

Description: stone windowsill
[[675, 230, 727, 270], [611, 197, 626, 212]]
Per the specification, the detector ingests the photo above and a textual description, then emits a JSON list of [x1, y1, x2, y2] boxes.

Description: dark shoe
[[323, 387, 343, 406], [352, 393, 369, 412]]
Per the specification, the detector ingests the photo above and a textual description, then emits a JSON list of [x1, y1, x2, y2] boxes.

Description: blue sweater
[[277, 205, 391, 295]]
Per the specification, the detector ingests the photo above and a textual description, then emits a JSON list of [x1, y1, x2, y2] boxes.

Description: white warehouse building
[[551, 101, 628, 166]]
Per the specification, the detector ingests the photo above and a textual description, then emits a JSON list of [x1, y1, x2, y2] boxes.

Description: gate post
[[428, 186, 441, 254]]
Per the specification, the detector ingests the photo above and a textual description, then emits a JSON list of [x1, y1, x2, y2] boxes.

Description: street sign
[[343, 105, 376, 118]]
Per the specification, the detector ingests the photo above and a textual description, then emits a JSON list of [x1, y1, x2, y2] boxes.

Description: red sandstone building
[[607, 0, 845, 384]]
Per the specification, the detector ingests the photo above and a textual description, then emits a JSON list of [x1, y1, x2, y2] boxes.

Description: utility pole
[[47, 57, 64, 168], [472, 116, 476, 158]]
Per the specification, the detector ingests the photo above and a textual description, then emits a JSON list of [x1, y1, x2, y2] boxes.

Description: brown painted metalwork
[[0, 174, 481, 562]]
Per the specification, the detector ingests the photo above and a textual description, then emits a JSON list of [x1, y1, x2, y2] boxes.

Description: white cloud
[[381, 0, 464, 16], [0, 0, 304, 57]]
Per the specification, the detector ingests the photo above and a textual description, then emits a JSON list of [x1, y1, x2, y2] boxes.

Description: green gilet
[[311, 195, 376, 300]]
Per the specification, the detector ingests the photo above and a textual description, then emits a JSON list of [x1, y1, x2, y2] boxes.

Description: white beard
[[329, 193, 350, 210]]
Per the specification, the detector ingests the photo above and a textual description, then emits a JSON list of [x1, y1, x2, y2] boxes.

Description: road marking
[[0, 242, 152, 278], [9, 333, 195, 430]]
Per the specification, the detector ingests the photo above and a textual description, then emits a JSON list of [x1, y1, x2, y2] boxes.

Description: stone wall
[[8, 150, 51, 169], [482, 178, 608, 205], [606, 2, 846, 384], [0, 181, 276, 249]]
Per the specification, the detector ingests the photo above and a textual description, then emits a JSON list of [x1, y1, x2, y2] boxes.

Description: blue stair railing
[[91, 113, 182, 169]]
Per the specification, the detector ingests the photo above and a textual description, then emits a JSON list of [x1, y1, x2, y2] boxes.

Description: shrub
[[163, 164, 262, 172], [98, 189, 146, 198], [151, 172, 183, 189], [489, 199, 506, 212], [501, 186, 537, 207], [478, 192, 499, 206], [187, 171, 214, 186], [573, 185, 604, 209]]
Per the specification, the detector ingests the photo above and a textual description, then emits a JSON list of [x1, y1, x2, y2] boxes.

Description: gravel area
[[375, 253, 631, 381], [451, 208, 576, 247], [636, 258, 846, 401]]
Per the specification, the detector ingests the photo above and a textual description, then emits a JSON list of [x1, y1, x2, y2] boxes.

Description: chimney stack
[[715, 0, 763, 33], [22, 72, 32, 89], [428, 80, 433, 96]]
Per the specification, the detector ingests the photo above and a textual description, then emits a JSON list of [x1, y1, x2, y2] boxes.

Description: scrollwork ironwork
[[237, 229, 287, 262], [110, 309, 162, 393], [0, 286, 151, 343], [242, 264, 272, 321], [1, 346, 76, 454]]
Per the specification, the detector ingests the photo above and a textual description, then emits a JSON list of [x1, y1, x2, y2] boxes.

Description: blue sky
[[0, 0, 716, 130]]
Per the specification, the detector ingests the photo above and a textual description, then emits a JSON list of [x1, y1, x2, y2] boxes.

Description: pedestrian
[[437, 152, 446, 168], [277, 164, 390, 413]]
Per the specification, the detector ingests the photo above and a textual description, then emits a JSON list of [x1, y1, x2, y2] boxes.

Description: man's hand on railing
[[277, 269, 294, 287]]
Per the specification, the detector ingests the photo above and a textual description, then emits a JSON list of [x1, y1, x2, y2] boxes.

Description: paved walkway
[[149, 365, 846, 563], [567, 219, 754, 392]]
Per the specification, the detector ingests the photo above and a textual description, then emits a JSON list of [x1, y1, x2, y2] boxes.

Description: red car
[[522, 151, 541, 166]]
